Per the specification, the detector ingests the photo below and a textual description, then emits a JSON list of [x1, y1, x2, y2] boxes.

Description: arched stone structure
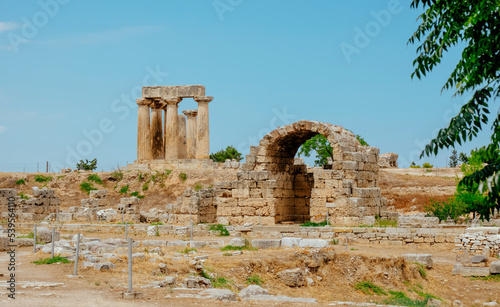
[[174, 120, 387, 226]]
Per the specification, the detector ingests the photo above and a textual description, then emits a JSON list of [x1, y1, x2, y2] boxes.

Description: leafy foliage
[[87, 174, 104, 186], [449, 150, 459, 167], [209, 145, 243, 162], [32, 255, 70, 265], [300, 220, 328, 227], [80, 182, 97, 195], [179, 172, 187, 182], [119, 185, 130, 195], [354, 281, 387, 296], [458, 152, 469, 164], [209, 224, 230, 236], [422, 163, 433, 169], [76, 158, 97, 171], [409, 0, 500, 219], [35, 174, 52, 183], [15, 179, 26, 185], [246, 274, 264, 286], [424, 196, 469, 222], [297, 135, 333, 167]]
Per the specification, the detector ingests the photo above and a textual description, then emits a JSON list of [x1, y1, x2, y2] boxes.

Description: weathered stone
[[426, 298, 442, 306], [281, 237, 301, 248], [490, 261, 500, 274], [251, 239, 280, 249], [277, 268, 305, 287], [200, 289, 237, 301], [402, 254, 433, 269], [228, 237, 246, 247], [239, 285, 269, 298], [471, 255, 488, 264], [298, 239, 328, 248], [454, 266, 490, 277]]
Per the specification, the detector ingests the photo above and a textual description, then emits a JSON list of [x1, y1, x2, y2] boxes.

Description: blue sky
[[0, 0, 494, 172]]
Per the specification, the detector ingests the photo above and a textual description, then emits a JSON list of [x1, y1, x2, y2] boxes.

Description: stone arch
[[242, 120, 382, 225]]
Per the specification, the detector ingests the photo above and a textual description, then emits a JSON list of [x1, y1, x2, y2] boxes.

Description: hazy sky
[[0, 0, 493, 172]]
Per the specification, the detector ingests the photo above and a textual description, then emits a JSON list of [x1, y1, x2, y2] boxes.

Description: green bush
[[76, 158, 97, 171], [142, 183, 148, 191], [422, 162, 433, 168], [119, 185, 130, 195], [209, 224, 230, 236], [32, 255, 70, 265], [80, 182, 97, 195], [15, 179, 26, 185], [246, 274, 264, 286], [87, 174, 104, 185], [300, 220, 328, 227], [424, 197, 468, 222], [179, 172, 187, 182], [209, 146, 243, 163], [194, 184, 203, 191], [35, 174, 52, 183]]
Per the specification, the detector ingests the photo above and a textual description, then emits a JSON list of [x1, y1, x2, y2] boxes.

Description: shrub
[[422, 162, 433, 168], [119, 185, 130, 195], [87, 174, 104, 185], [424, 197, 468, 222], [142, 183, 149, 191], [15, 179, 26, 185], [76, 158, 97, 171], [246, 274, 264, 286], [209, 224, 230, 236], [35, 175, 52, 183], [382, 291, 431, 307], [18, 192, 29, 200], [221, 240, 257, 251], [32, 255, 70, 265], [80, 182, 97, 195], [209, 145, 243, 162], [300, 220, 328, 227], [194, 184, 202, 191], [179, 172, 187, 182], [179, 247, 197, 254]]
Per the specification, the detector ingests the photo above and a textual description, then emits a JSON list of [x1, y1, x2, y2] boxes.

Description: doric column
[[136, 98, 152, 162], [150, 100, 165, 159], [164, 97, 183, 159], [182, 110, 198, 159], [178, 114, 187, 159], [194, 96, 213, 159]]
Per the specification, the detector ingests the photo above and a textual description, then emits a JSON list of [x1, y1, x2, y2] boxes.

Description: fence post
[[33, 224, 37, 253], [73, 233, 80, 276], [125, 222, 128, 240], [51, 227, 55, 259], [128, 238, 133, 293]]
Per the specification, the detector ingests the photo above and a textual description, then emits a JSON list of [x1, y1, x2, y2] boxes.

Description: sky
[[0, 0, 495, 172]]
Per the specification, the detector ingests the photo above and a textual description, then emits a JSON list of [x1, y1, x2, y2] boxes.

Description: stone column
[[182, 110, 198, 159], [150, 101, 164, 159], [136, 98, 152, 162], [164, 97, 183, 159], [178, 114, 187, 159], [194, 96, 213, 159]]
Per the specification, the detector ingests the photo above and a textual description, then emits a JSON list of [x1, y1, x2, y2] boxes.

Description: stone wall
[[0, 188, 60, 222]]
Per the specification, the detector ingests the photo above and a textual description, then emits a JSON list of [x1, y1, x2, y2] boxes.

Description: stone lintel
[[142, 85, 205, 99], [182, 109, 198, 117]]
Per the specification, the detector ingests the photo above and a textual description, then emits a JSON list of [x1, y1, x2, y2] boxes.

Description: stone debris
[[199, 289, 237, 301], [277, 268, 306, 287], [239, 285, 269, 298], [402, 254, 433, 269], [378, 153, 398, 168], [147, 225, 159, 236], [143, 276, 176, 288], [244, 294, 317, 303], [454, 231, 500, 256]]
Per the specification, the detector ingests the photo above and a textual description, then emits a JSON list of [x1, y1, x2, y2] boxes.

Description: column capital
[[194, 96, 213, 103], [150, 99, 165, 109], [136, 98, 152, 106], [163, 97, 183, 105], [182, 109, 198, 117]]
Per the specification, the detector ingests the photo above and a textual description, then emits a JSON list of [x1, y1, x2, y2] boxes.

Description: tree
[[409, 0, 500, 219], [458, 152, 469, 164], [209, 146, 242, 162], [76, 158, 97, 171], [297, 133, 369, 167], [449, 150, 458, 167]]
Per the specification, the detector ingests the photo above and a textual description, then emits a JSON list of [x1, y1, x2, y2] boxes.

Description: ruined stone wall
[[0, 188, 60, 222]]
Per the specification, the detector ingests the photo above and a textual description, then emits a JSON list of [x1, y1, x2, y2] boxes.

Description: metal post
[[33, 224, 37, 253], [345, 233, 348, 252], [51, 227, 55, 259], [73, 233, 80, 276], [326, 209, 329, 226], [125, 222, 128, 240], [56, 208, 59, 223], [190, 221, 193, 242], [128, 238, 133, 293], [121, 210, 124, 223], [259, 210, 261, 226]]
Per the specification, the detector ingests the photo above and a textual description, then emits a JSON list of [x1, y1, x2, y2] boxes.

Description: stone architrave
[[164, 97, 183, 159], [136, 98, 152, 161], [182, 109, 198, 159], [178, 114, 187, 159], [194, 96, 213, 159], [150, 100, 165, 159]]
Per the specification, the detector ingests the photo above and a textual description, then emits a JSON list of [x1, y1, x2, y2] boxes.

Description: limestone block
[[120, 197, 139, 205], [277, 268, 305, 287], [298, 239, 328, 248], [0, 189, 16, 198], [251, 239, 281, 249], [281, 237, 301, 248], [454, 266, 490, 277], [90, 190, 108, 199]]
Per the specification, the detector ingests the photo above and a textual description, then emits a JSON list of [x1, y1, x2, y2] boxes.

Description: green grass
[[35, 174, 52, 183], [381, 291, 430, 307], [150, 222, 164, 226], [87, 174, 104, 186], [18, 192, 29, 200], [220, 241, 258, 252], [142, 183, 149, 191], [80, 182, 97, 194], [194, 184, 203, 191], [32, 255, 70, 265], [414, 263, 427, 278], [15, 179, 26, 185], [111, 170, 124, 181], [246, 274, 264, 286], [300, 220, 328, 227], [179, 172, 187, 182], [129, 191, 145, 199], [471, 275, 500, 282], [354, 281, 387, 295], [179, 247, 197, 254], [17, 232, 34, 239], [331, 238, 339, 245], [375, 216, 398, 227], [200, 270, 233, 289], [222, 252, 232, 256], [209, 224, 230, 236], [119, 185, 130, 194]]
